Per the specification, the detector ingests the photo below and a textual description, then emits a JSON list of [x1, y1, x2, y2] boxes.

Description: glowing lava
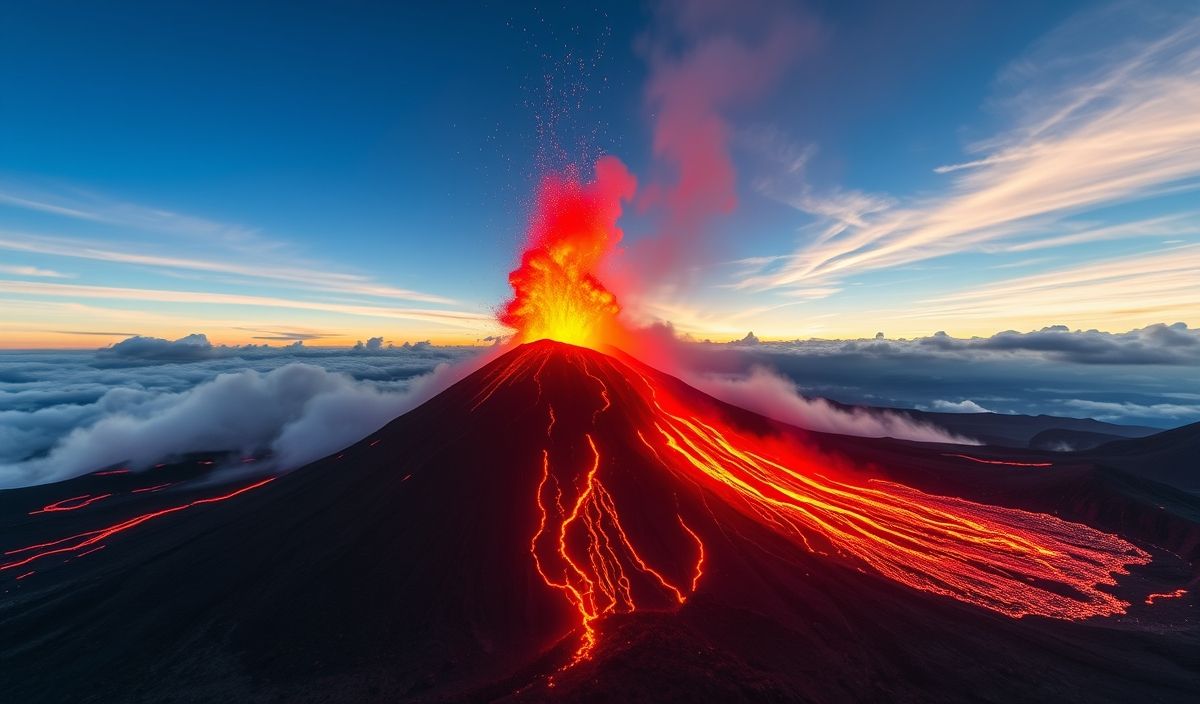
[[529, 407, 702, 666], [1145, 588, 1188, 605], [942, 453, 1053, 468], [636, 370, 1145, 620], [499, 157, 636, 349], [2, 478, 274, 574], [29, 493, 113, 515]]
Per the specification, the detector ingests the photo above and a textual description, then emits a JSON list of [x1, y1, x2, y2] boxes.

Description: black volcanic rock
[[1, 341, 1197, 703]]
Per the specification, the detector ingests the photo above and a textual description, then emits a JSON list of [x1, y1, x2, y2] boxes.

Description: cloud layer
[[910, 323, 1200, 365], [0, 337, 485, 488], [3, 323, 1196, 489], [696, 323, 1200, 428]]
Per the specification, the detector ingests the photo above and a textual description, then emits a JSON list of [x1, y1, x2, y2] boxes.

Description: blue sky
[[0, 0, 1197, 347]]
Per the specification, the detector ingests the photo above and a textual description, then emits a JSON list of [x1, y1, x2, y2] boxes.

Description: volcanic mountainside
[[1, 341, 1198, 703]]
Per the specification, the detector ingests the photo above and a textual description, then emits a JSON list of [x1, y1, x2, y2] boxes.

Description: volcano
[[2, 341, 1198, 703]]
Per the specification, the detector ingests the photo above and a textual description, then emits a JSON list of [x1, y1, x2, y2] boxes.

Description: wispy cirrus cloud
[[0, 231, 459, 305], [0, 185, 263, 246], [235, 327, 336, 342], [742, 7, 1200, 292], [0, 279, 493, 329], [0, 263, 72, 278], [998, 214, 1199, 253], [903, 245, 1200, 327], [0, 180, 463, 311]]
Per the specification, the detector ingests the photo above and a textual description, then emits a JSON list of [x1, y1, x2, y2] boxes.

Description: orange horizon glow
[[3, 315, 1194, 351], [0, 330, 498, 351]]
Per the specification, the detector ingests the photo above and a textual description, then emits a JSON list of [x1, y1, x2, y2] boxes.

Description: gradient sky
[[1, 0, 1197, 348]]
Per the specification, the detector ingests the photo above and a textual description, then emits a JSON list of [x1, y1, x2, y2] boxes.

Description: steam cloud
[[687, 366, 978, 445], [623, 0, 814, 288]]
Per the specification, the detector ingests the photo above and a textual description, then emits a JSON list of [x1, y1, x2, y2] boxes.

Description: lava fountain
[[499, 156, 635, 350]]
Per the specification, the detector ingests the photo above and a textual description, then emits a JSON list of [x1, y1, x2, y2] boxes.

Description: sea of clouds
[[0, 335, 486, 488], [2, 323, 1197, 489], [695, 323, 1200, 428]]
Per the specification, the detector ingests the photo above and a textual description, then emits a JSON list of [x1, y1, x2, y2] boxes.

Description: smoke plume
[[627, 0, 814, 287], [687, 365, 978, 445]]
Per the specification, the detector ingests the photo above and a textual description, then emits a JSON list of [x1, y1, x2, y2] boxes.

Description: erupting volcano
[[498, 156, 634, 350], [493, 160, 1153, 649], [2, 161, 1198, 703]]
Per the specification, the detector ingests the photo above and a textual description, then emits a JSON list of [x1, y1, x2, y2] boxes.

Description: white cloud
[[1060, 399, 1200, 421], [753, 322, 1200, 365], [102, 333, 219, 361], [353, 337, 386, 352], [0, 263, 71, 278], [927, 399, 994, 413]]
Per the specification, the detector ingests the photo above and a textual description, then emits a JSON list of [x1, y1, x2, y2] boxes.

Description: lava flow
[[942, 453, 1054, 468], [528, 395, 703, 666], [1145, 588, 1188, 605], [2, 477, 274, 574], [630, 364, 1148, 620], [29, 493, 113, 514], [495, 160, 1153, 666]]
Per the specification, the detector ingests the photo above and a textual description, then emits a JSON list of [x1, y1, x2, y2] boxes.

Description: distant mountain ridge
[[871, 404, 1157, 448], [1083, 421, 1200, 493]]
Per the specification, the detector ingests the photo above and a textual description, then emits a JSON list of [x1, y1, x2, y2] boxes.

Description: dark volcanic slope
[[1, 341, 1197, 704], [1082, 421, 1200, 492]]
